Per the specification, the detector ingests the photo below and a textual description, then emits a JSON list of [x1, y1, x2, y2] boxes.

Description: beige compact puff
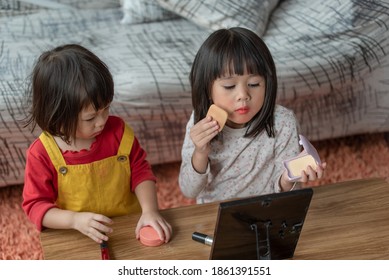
[[206, 104, 228, 132]]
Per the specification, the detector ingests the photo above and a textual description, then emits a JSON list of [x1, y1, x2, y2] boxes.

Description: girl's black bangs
[[216, 40, 265, 77]]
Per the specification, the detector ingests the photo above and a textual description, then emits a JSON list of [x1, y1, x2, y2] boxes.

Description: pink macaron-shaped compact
[[139, 226, 164, 247]]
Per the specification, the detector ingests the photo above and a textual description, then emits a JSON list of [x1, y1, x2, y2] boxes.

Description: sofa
[[1, 0, 389, 187]]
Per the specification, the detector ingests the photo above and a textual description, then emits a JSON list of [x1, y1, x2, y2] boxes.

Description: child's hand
[[190, 116, 220, 173], [299, 162, 327, 183], [280, 161, 327, 191], [72, 212, 113, 243], [190, 116, 219, 155], [135, 211, 172, 243]]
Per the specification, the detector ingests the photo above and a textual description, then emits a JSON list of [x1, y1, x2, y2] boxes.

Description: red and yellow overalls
[[39, 124, 141, 216]]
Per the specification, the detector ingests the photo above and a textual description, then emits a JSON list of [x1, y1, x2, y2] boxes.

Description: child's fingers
[[91, 214, 113, 234], [154, 225, 165, 241], [84, 226, 109, 244], [299, 170, 309, 183], [316, 162, 326, 179], [316, 162, 326, 169], [93, 213, 113, 225], [191, 119, 219, 138], [160, 221, 172, 242], [149, 220, 172, 242], [134, 221, 144, 240], [305, 165, 318, 181], [299, 166, 316, 183]]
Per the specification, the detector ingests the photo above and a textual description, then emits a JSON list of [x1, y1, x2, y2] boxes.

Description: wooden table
[[40, 178, 389, 260]]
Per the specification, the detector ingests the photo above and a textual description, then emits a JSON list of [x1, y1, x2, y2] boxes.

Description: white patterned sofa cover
[[1, 0, 388, 187]]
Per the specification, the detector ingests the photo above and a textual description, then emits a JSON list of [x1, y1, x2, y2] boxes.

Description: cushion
[[120, 0, 178, 24], [156, 0, 280, 36], [1, 0, 120, 10]]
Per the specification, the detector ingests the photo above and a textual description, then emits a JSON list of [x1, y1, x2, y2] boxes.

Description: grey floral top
[[179, 105, 301, 203]]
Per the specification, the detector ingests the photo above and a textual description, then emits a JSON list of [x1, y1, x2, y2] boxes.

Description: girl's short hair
[[190, 27, 277, 138], [25, 44, 114, 143]]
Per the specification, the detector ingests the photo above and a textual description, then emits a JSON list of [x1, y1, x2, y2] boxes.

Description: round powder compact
[[139, 226, 164, 247]]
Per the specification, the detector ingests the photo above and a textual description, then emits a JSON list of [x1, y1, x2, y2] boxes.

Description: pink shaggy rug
[[1, 132, 388, 259]]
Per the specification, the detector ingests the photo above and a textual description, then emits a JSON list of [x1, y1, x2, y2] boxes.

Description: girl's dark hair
[[25, 44, 114, 143], [190, 27, 277, 138]]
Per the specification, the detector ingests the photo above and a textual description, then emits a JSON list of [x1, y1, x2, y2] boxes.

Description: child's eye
[[85, 117, 95, 122], [223, 85, 235, 90], [248, 83, 260, 88]]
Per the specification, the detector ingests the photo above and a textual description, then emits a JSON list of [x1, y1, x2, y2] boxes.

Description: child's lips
[[236, 107, 249, 114]]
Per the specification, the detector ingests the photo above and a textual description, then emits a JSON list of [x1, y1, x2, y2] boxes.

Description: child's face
[[211, 73, 265, 128], [76, 103, 110, 139]]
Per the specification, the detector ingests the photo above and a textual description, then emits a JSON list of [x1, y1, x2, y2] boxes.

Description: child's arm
[[42, 208, 113, 243], [134, 180, 172, 243], [190, 116, 219, 173]]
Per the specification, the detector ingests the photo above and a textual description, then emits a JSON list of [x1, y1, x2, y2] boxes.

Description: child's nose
[[237, 86, 251, 101], [95, 116, 107, 128]]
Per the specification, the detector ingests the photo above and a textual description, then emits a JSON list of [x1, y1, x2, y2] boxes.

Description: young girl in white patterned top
[[179, 27, 327, 204]]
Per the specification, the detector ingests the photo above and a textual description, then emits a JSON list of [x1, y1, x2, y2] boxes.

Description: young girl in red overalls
[[22, 44, 172, 245]]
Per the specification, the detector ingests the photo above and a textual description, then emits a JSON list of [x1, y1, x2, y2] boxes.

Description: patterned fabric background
[[1, 0, 388, 187], [157, 0, 280, 36]]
